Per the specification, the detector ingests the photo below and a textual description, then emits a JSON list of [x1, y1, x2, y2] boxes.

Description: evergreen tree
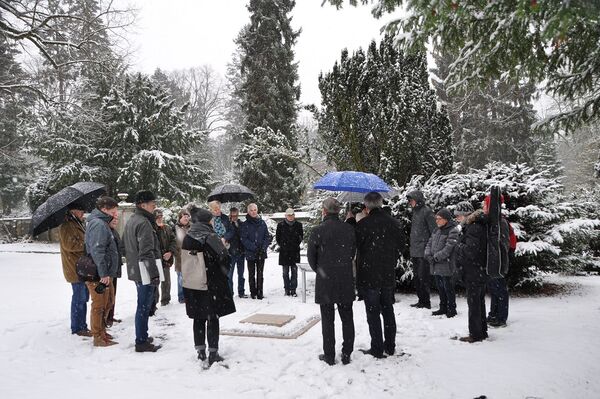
[[431, 49, 538, 171], [316, 35, 452, 186], [236, 0, 303, 212], [0, 37, 35, 215]]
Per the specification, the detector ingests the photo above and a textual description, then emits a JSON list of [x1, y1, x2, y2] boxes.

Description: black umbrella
[[207, 183, 255, 203], [30, 182, 107, 236]]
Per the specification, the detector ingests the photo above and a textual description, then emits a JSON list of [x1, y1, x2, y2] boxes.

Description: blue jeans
[[282, 265, 298, 292], [177, 271, 184, 303], [70, 282, 89, 334], [434, 275, 456, 312], [488, 277, 509, 323], [362, 287, 396, 356], [228, 254, 246, 296], [135, 282, 156, 345]]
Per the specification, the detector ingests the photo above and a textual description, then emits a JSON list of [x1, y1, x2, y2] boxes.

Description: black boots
[[432, 308, 447, 316], [208, 351, 224, 365], [197, 349, 206, 361], [318, 354, 335, 366]]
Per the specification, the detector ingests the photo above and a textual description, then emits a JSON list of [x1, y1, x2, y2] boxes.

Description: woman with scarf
[[181, 205, 236, 366]]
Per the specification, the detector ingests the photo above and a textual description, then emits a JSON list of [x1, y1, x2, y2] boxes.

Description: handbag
[[76, 254, 99, 282]]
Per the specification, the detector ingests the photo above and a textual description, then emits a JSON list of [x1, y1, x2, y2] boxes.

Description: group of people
[[307, 189, 513, 365], [58, 187, 512, 367]]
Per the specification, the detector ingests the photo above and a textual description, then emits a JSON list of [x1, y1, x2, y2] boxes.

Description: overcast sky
[[127, 0, 399, 107]]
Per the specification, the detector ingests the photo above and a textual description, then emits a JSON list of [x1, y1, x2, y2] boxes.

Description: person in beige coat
[[174, 209, 192, 303], [58, 201, 91, 336]]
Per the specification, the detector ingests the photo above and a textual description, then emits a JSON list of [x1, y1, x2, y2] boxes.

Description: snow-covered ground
[[1, 243, 599, 399]]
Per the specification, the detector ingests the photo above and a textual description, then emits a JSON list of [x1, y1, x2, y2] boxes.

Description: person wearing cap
[[424, 208, 459, 318], [307, 197, 356, 365], [240, 203, 272, 299], [153, 209, 177, 308], [406, 190, 437, 309], [355, 192, 406, 358], [182, 204, 235, 366], [59, 200, 91, 337], [454, 201, 489, 343], [123, 190, 162, 352], [85, 196, 120, 347], [483, 195, 512, 328], [276, 208, 304, 296]]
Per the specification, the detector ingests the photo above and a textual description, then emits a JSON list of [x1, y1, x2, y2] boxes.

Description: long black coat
[[276, 220, 303, 266], [356, 208, 406, 290], [456, 211, 488, 283], [182, 233, 236, 319], [307, 214, 356, 304]]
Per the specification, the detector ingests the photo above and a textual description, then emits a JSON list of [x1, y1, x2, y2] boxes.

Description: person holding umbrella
[[85, 196, 120, 347], [59, 200, 91, 337]]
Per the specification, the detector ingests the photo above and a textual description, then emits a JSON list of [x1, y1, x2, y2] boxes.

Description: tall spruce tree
[[431, 49, 537, 171], [316, 35, 452, 185], [235, 0, 303, 212]]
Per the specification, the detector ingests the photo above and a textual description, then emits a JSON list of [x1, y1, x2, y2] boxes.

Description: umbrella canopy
[[30, 182, 107, 236], [313, 171, 391, 193], [207, 183, 255, 203], [336, 189, 398, 203]]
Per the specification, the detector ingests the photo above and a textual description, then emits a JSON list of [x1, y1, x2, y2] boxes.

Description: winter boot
[[197, 349, 207, 361], [341, 353, 351, 365], [318, 354, 335, 366], [458, 335, 485, 343], [93, 336, 118, 347], [446, 310, 457, 318], [135, 341, 161, 352], [359, 349, 386, 359], [208, 351, 224, 365], [431, 308, 447, 316], [290, 290, 297, 297]]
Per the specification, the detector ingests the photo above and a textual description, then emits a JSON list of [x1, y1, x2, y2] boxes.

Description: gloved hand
[[150, 276, 160, 286]]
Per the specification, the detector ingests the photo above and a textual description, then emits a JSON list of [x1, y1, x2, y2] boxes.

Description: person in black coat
[[356, 192, 406, 358], [182, 205, 236, 365], [307, 197, 356, 366], [276, 208, 304, 297], [454, 201, 488, 343], [240, 203, 272, 299]]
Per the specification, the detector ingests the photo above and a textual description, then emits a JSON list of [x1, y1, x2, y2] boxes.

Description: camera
[[95, 282, 108, 294]]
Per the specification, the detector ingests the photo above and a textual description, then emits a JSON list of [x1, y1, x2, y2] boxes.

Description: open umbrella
[[207, 183, 255, 203], [313, 171, 391, 193], [30, 182, 107, 236], [336, 189, 398, 203]]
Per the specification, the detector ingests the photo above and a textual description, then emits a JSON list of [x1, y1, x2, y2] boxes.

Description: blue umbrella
[[313, 171, 391, 193]]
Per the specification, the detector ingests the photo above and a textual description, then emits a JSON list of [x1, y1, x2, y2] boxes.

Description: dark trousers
[[135, 283, 155, 345], [434, 275, 456, 312], [107, 277, 118, 323], [412, 257, 431, 306], [466, 280, 488, 340], [320, 303, 354, 360], [160, 267, 171, 306], [363, 287, 396, 356], [487, 277, 509, 323], [228, 254, 246, 296], [193, 318, 220, 351], [282, 264, 298, 292], [247, 258, 265, 297]]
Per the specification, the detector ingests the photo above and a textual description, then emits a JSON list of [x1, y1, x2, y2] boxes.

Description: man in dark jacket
[[356, 192, 406, 358], [276, 208, 304, 297], [154, 209, 177, 307], [85, 196, 120, 347], [407, 190, 437, 309], [308, 197, 356, 366], [123, 190, 162, 352], [224, 207, 246, 298], [240, 203, 272, 299], [454, 201, 488, 343]]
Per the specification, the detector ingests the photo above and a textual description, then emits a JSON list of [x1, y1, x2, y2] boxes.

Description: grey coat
[[424, 221, 460, 276], [408, 190, 437, 258], [85, 209, 119, 278], [123, 208, 162, 282]]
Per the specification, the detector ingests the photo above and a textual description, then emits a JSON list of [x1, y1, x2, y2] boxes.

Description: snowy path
[[1, 246, 599, 398]]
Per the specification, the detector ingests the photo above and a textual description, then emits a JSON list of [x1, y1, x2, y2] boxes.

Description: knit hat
[[189, 205, 212, 224], [436, 208, 453, 222], [454, 201, 475, 216], [134, 190, 156, 204]]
